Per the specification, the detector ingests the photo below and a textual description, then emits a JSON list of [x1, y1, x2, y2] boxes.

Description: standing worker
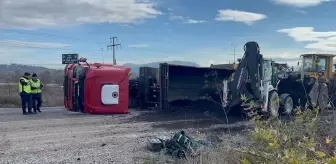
[[30, 73, 43, 113], [19, 72, 34, 115]]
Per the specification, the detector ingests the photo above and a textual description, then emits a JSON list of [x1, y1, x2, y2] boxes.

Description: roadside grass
[[0, 84, 63, 107]]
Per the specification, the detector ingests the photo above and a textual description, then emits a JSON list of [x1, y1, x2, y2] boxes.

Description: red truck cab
[[63, 61, 131, 114]]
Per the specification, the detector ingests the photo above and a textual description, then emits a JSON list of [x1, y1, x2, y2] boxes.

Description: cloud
[[146, 56, 185, 63], [0, 47, 32, 58], [277, 27, 336, 51], [169, 14, 206, 24], [263, 52, 301, 66], [169, 15, 185, 21], [0, 0, 161, 29], [181, 46, 310, 67], [0, 40, 73, 67], [272, 0, 333, 7], [185, 19, 206, 24], [0, 40, 70, 48], [128, 44, 149, 48], [106, 56, 185, 65], [119, 24, 134, 28], [296, 10, 307, 14], [215, 9, 267, 25]]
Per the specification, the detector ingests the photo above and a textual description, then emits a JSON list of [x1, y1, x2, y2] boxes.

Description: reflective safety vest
[[18, 77, 31, 94], [30, 79, 41, 94]]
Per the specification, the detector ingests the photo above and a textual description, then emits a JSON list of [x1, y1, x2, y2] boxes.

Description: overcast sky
[[0, 0, 335, 68]]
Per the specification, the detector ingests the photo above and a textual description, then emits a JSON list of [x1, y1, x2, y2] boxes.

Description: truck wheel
[[268, 91, 280, 117]]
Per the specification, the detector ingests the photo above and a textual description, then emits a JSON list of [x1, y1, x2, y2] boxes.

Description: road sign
[[62, 54, 78, 64]]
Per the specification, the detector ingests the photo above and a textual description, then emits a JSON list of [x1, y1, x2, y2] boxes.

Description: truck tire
[[279, 93, 293, 115], [268, 90, 280, 117]]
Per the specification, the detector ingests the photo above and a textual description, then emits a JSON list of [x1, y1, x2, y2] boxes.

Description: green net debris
[[147, 130, 208, 159]]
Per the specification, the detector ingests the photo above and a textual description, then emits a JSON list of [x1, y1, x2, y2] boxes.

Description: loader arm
[[228, 41, 263, 107]]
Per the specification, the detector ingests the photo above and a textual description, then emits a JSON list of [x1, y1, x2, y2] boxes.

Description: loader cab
[[262, 59, 273, 82], [271, 62, 290, 87], [301, 54, 335, 80], [260, 58, 279, 115]]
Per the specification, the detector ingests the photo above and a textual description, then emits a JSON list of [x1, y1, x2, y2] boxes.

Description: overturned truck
[[129, 64, 234, 112]]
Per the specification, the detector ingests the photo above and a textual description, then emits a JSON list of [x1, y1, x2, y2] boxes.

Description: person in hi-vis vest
[[18, 72, 34, 115], [30, 73, 44, 113]]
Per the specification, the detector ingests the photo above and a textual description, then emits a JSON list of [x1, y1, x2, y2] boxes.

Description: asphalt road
[[0, 107, 249, 164]]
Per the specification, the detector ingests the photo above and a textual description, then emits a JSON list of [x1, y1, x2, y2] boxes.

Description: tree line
[[0, 70, 64, 85]]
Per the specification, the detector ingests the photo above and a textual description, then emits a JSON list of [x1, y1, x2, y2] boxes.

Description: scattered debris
[[147, 130, 208, 159]]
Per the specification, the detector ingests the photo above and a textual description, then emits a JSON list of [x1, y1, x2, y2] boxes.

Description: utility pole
[[107, 37, 121, 65], [231, 44, 236, 64], [101, 48, 104, 64]]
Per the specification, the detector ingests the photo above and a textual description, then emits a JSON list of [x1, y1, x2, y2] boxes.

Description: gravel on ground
[[0, 107, 249, 164]]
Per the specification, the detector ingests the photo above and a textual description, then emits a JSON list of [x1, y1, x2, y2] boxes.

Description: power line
[[107, 37, 121, 65]]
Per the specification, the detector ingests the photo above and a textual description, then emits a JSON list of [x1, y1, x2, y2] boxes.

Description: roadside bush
[[178, 107, 336, 164], [236, 104, 336, 164]]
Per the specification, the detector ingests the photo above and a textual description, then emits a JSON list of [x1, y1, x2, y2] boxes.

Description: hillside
[[0, 64, 63, 84], [0, 61, 200, 83], [0, 64, 59, 73]]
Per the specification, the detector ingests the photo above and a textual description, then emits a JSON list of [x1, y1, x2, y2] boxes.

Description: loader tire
[[279, 93, 293, 115], [268, 91, 280, 118]]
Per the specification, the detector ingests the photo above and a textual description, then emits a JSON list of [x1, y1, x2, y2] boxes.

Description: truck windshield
[[303, 56, 327, 72], [317, 57, 327, 72], [303, 57, 314, 72]]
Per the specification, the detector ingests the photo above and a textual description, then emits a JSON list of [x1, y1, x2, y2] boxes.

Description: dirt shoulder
[[0, 107, 250, 164]]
